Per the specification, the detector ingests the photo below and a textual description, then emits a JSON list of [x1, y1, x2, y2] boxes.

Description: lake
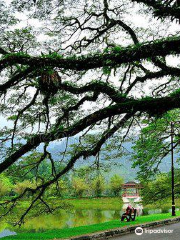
[[0, 204, 141, 238], [0, 208, 125, 234], [0, 202, 175, 238]]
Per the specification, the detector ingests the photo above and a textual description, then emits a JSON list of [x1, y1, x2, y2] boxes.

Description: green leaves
[[112, 46, 123, 53], [7, 115, 17, 121], [133, 109, 180, 181], [170, 88, 180, 97], [141, 170, 180, 204], [40, 51, 63, 59], [0, 174, 13, 198], [109, 174, 124, 196], [103, 66, 112, 75], [58, 125, 64, 131]]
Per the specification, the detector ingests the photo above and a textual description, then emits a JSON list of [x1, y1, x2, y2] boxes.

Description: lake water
[[0, 207, 138, 238], [0, 230, 16, 238], [0, 209, 124, 234], [0, 204, 176, 238]]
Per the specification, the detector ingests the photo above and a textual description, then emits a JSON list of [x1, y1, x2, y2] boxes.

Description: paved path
[[112, 222, 180, 240]]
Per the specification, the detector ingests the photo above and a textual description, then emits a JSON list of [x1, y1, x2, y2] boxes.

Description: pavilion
[[122, 181, 143, 199]]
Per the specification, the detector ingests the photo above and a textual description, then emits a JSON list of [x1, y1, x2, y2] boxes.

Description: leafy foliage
[[72, 177, 88, 198], [133, 110, 180, 180], [141, 170, 180, 204], [0, 174, 12, 197], [109, 174, 124, 196]]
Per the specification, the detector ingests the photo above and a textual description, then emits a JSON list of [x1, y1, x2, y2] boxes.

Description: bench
[[121, 208, 137, 222]]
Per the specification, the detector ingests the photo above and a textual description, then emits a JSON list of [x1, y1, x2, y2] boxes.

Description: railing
[[122, 193, 139, 197]]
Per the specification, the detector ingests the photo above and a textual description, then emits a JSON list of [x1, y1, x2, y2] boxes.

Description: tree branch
[[0, 36, 180, 71]]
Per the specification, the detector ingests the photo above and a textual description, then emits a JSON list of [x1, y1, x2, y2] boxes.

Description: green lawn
[[2, 211, 180, 240], [0, 197, 123, 212]]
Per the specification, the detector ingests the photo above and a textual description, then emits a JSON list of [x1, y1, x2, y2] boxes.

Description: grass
[[2, 211, 180, 240], [0, 197, 123, 212]]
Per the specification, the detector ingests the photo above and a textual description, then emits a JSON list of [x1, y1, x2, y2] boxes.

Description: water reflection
[[0, 230, 16, 238], [0, 208, 123, 234], [0, 204, 171, 237], [148, 209, 162, 215]]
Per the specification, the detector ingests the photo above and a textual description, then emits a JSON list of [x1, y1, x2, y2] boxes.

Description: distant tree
[[141, 170, 180, 204], [0, 174, 12, 198], [14, 180, 36, 196], [72, 177, 88, 198], [91, 176, 105, 197], [74, 166, 94, 182], [133, 110, 180, 181], [109, 174, 124, 196], [47, 179, 68, 198]]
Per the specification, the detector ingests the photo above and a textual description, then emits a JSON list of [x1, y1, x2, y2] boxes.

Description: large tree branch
[[125, 66, 180, 94], [57, 80, 126, 102], [1, 113, 132, 225], [37, 113, 133, 190], [11, 89, 40, 147], [2, 90, 180, 173], [0, 36, 180, 71], [0, 67, 34, 93], [56, 67, 180, 99], [132, 0, 180, 21]]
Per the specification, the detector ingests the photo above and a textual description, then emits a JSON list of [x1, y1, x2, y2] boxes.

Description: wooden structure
[[122, 181, 143, 198], [121, 208, 137, 222]]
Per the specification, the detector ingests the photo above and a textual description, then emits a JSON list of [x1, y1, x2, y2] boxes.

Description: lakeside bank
[[2, 211, 180, 240]]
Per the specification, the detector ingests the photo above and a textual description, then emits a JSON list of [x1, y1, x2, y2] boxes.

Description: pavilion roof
[[122, 181, 143, 188]]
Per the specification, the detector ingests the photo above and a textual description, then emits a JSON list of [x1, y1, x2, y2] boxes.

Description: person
[[131, 207, 137, 221], [121, 205, 132, 222]]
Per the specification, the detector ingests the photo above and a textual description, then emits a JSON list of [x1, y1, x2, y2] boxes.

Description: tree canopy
[[0, 0, 180, 224], [133, 110, 180, 180]]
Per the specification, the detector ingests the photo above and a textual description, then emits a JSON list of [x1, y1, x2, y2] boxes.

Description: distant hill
[[2, 136, 178, 182], [44, 137, 177, 181]]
